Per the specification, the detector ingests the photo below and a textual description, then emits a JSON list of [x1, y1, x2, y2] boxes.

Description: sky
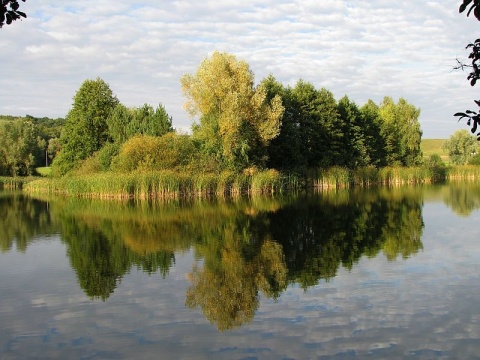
[[1, 0, 479, 138]]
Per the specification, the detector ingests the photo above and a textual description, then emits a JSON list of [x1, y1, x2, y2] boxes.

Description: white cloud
[[0, 0, 478, 137]]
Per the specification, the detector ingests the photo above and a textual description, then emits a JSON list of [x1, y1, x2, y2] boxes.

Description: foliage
[[468, 152, 480, 164], [424, 154, 447, 180], [53, 78, 119, 176], [0, 119, 45, 176], [338, 96, 370, 168], [263, 76, 420, 171], [455, 0, 480, 137], [111, 133, 195, 173], [442, 129, 479, 165], [378, 97, 423, 166], [0, 0, 26, 28], [107, 103, 173, 144], [181, 51, 284, 170]]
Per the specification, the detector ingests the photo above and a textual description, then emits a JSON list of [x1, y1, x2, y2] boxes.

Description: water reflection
[[0, 192, 55, 252], [2, 184, 478, 330]]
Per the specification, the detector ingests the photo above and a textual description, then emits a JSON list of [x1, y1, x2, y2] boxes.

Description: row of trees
[[48, 52, 423, 177], [262, 77, 423, 170]]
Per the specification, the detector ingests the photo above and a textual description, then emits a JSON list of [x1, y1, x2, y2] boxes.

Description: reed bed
[[312, 166, 436, 189], [21, 165, 480, 199], [0, 176, 36, 189], [377, 167, 433, 185], [446, 165, 480, 181], [312, 167, 351, 189], [23, 169, 299, 199]]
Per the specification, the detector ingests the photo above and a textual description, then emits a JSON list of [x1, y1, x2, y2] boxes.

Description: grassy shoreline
[[12, 165, 480, 199]]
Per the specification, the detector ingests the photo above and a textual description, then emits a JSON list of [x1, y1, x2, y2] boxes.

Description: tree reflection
[[0, 192, 55, 252], [443, 183, 480, 216], [268, 188, 425, 289], [1, 187, 430, 320], [186, 238, 286, 331]]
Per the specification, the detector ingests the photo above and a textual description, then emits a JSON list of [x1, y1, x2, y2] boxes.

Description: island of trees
[[1, 51, 479, 197]]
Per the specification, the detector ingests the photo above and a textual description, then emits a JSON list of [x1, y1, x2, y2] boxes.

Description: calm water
[[1, 184, 479, 359]]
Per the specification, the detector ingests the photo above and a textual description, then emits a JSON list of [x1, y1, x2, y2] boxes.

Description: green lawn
[[36, 167, 52, 177], [421, 139, 449, 163]]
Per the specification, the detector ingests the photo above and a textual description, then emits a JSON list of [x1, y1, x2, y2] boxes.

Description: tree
[[291, 81, 343, 169], [53, 78, 119, 176], [442, 129, 479, 164], [0, 120, 45, 176], [360, 100, 387, 167], [0, 0, 26, 28], [181, 51, 284, 170], [107, 103, 173, 144], [262, 76, 304, 170], [337, 95, 370, 168], [378, 97, 423, 166], [454, 0, 480, 138]]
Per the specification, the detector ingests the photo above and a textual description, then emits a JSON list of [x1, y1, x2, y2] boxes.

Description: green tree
[[0, 120, 45, 176], [291, 81, 343, 169], [107, 103, 173, 144], [181, 51, 284, 170], [360, 100, 387, 167], [53, 78, 119, 176], [442, 129, 479, 164], [337, 95, 370, 168], [378, 97, 422, 166], [262, 76, 304, 170]]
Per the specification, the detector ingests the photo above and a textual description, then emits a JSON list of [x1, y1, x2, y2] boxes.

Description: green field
[[421, 139, 448, 163], [36, 167, 52, 177]]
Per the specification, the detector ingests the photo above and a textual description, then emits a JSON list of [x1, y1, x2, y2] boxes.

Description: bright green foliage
[[107, 103, 173, 144], [181, 51, 284, 170], [378, 97, 423, 166], [443, 129, 480, 165], [54, 78, 119, 176], [112, 133, 195, 172], [0, 120, 45, 176]]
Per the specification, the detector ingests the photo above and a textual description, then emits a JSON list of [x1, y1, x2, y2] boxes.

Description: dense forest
[[1, 51, 423, 179]]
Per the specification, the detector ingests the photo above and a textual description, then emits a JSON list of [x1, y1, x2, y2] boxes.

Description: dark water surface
[[1, 184, 479, 359]]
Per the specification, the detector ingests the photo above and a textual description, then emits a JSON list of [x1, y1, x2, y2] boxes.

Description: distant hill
[[421, 139, 448, 163]]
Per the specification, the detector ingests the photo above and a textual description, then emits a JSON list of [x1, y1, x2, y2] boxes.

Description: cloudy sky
[[1, 0, 479, 138]]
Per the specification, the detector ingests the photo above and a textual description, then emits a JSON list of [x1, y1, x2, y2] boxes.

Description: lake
[[1, 184, 479, 359]]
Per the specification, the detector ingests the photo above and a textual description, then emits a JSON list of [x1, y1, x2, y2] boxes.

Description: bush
[[468, 153, 480, 165], [112, 133, 196, 172]]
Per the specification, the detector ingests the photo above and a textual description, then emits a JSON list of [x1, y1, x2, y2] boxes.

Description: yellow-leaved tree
[[181, 51, 284, 170]]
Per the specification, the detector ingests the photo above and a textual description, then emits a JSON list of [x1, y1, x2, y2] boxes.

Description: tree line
[[1, 52, 424, 177], [55, 52, 423, 177]]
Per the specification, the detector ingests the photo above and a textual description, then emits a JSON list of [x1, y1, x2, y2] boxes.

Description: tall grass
[[377, 167, 433, 185], [311, 167, 351, 189], [21, 165, 480, 199], [311, 166, 435, 189], [446, 165, 480, 181], [0, 176, 36, 189], [24, 169, 300, 199]]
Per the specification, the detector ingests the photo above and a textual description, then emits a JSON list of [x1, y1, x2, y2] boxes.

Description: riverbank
[[15, 164, 478, 199]]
